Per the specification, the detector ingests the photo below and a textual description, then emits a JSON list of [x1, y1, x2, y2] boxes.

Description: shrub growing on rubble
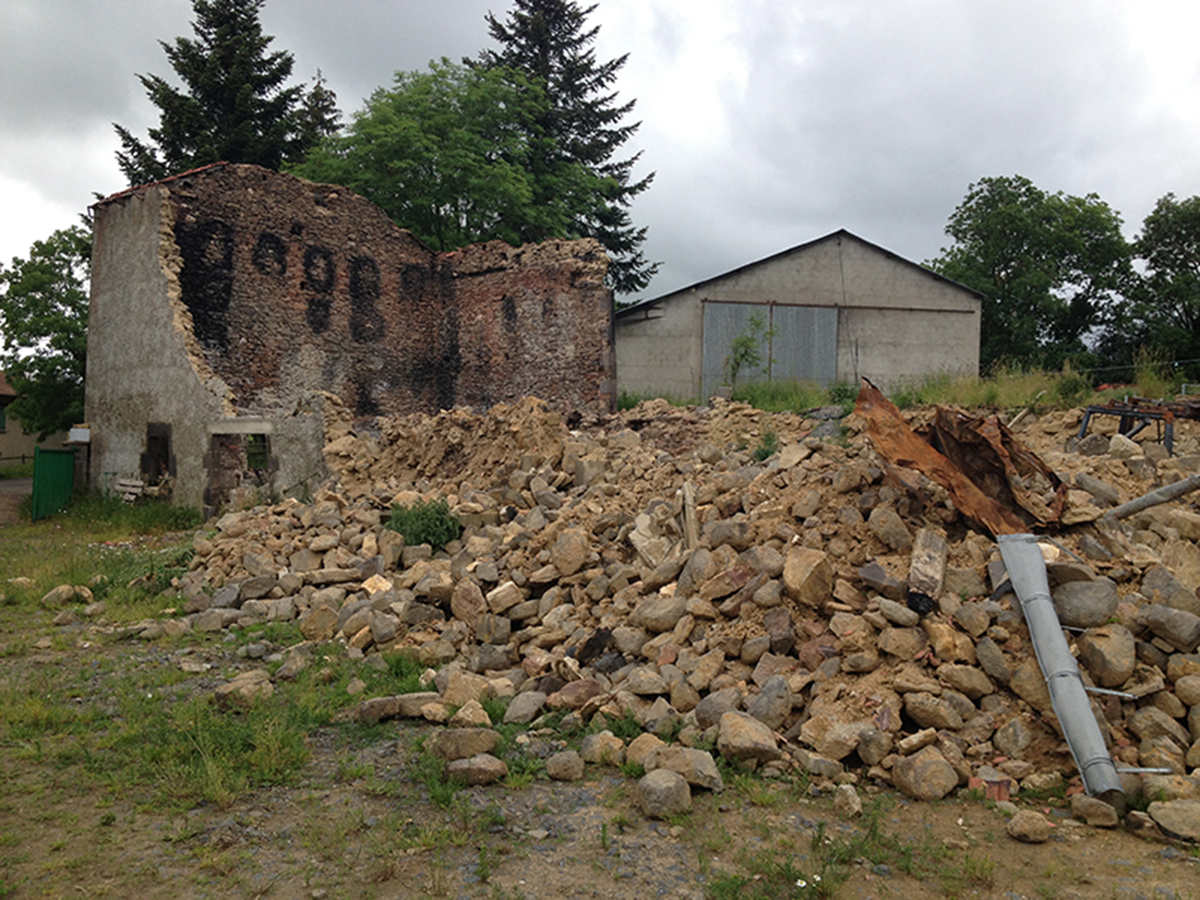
[[385, 498, 461, 552]]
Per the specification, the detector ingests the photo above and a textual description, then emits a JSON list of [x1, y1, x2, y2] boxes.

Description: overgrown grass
[[385, 497, 462, 553], [731, 379, 828, 413], [0, 657, 312, 809], [703, 797, 995, 900], [631, 363, 1144, 419], [0, 461, 34, 479], [62, 492, 202, 533]]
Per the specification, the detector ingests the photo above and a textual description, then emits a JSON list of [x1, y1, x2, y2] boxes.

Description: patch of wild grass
[[1, 653, 314, 810], [0, 461, 34, 479], [1133, 345, 1177, 399], [62, 493, 202, 533], [410, 740, 466, 809], [0, 494, 198, 623], [886, 365, 1097, 412], [732, 379, 828, 413]]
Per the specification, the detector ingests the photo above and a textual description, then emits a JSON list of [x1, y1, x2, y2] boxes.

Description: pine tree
[[113, 0, 340, 186], [474, 0, 658, 293]]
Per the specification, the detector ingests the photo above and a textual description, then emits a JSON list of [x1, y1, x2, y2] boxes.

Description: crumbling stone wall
[[168, 163, 614, 417], [87, 163, 613, 512]]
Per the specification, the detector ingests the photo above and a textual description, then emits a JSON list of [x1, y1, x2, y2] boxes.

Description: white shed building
[[615, 230, 982, 401]]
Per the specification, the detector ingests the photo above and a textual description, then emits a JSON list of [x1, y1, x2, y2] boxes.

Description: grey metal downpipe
[[997, 534, 1125, 810]]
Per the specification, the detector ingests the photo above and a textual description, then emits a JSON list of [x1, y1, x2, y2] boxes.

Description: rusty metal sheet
[[855, 380, 1031, 536], [920, 406, 1066, 527]]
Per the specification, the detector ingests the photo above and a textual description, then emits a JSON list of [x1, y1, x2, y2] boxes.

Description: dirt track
[[0, 477, 31, 525]]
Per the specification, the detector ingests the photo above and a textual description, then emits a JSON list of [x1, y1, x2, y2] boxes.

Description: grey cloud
[[5, 0, 1200, 302]]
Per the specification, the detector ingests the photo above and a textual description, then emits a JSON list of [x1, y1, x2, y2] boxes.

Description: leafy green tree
[[928, 175, 1131, 371], [113, 0, 340, 185], [294, 59, 602, 252], [0, 227, 91, 438], [474, 0, 658, 293], [1096, 194, 1200, 379]]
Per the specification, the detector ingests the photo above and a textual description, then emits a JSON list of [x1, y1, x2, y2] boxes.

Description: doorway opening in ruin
[[204, 432, 274, 513], [140, 423, 174, 494]]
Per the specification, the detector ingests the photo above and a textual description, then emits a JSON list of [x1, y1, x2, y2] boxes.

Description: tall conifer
[[475, 0, 657, 293], [113, 0, 339, 185]]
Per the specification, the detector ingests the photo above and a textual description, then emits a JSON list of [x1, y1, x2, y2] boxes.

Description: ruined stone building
[[86, 163, 614, 512], [616, 230, 983, 401]]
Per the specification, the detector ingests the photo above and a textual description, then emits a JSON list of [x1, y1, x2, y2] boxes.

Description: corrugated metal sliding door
[[31, 447, 75, 522], [772, 304, 838, 385], [702, 302, 837, 401], [702, 302, 759, 401]]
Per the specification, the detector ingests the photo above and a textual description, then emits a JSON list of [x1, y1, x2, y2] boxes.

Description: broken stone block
[[425, 727, 499, 761], [503, 691, 547, 724], [446, 753, 507, 785], [716, 711, 781, 764], [645, 746, 724, 791], [1052, 578, 1119, 628], [1006, 809, 1051, 843], [631, 594, 688, 633], [450, 579, 486, 626], [486, 580, 523, 614], [857, 561, 906, 601], [903, 692, 963, 730], [908, 528, 947, 598], [638, 769, 691, 819], [1138, 604, 1200, 653], [869, 507, 913, 552], [214, 669, 274, 710], [892, 746, 957, 800], [546, 749, 585, 781], [783, 546, 834, 608], [1075, 624, 1136, 687], [580, 731, 626, 765]]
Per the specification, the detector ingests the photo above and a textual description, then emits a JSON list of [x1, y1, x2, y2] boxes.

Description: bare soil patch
[[0, 478, 30, 526]]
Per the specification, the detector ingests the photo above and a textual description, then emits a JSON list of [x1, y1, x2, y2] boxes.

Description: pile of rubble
[[56, 395, 1200, 835]]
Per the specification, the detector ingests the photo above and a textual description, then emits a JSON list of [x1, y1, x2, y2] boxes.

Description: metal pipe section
[[997, 534, 1125, 809]]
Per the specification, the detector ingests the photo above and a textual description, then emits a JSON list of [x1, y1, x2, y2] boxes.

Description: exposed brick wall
[[162, 163, 613, 418]]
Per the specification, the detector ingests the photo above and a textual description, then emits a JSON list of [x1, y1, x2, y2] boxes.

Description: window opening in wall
[[246, 433, 270, 473]]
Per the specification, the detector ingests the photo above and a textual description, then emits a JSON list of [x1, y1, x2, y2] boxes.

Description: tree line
[[928, 175, 1200, 381]]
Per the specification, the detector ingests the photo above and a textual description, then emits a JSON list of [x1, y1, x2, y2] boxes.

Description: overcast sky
[[3, 0, 1200, 301]]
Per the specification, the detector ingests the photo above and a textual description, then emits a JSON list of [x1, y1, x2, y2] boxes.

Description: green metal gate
[[31, 447, 75, 522]]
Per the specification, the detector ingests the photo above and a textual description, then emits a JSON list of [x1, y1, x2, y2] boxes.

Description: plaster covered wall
[[87, 163, 613, 510]]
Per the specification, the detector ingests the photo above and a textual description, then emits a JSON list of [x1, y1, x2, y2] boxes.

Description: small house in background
[[615, 230, 982, 401], [0, 372, 69, 466]]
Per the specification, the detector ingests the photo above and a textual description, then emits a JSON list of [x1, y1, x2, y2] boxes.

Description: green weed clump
[[385, 498, 461, 552], [827, 380, 859, 415], [1133, 345, 1176, 399], [732, 379, 827, 413], [1053, 365, 1092, 406], [617, 388, 643, 410], [752, 430, 778, 462]]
